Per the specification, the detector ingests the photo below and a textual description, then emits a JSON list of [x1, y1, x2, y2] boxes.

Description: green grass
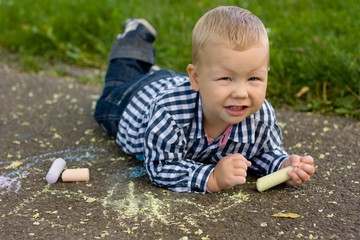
[[0, 0, 359, 118]]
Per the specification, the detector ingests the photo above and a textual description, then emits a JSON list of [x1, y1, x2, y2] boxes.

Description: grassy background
[[0, 0, 359, 118]]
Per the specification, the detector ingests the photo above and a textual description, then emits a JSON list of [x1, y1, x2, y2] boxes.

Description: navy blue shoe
[[117, 18, 158, 43]]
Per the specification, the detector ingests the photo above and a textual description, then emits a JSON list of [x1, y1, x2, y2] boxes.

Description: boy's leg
[[104, 18, 158, 97], [94, 18, 158, 136]]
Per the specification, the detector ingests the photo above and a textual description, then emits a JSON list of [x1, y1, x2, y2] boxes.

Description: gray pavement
[[0, 62, 359, 239]]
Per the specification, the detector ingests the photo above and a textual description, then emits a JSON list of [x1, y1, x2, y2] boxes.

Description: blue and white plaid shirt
[[116, 75, 289, 193]]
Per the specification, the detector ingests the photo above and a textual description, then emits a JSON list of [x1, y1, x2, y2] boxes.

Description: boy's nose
[[232, 82, 249, 99]]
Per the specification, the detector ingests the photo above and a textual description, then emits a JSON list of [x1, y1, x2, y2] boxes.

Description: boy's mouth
[[226, 106, 246, 110], [225, 105, 248, 116]]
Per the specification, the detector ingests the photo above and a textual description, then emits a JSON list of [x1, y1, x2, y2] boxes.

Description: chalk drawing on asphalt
[[1, 146, 251, 237], [0, 147, 107, 195], [101, 180, 250, 233]]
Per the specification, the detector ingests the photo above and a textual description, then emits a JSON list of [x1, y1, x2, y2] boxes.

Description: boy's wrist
[[279, 157, 290, 170], [279, 162, 285, 170], [206, 171, 221, 192]]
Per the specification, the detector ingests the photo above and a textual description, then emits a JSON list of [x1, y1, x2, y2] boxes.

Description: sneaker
[[117, 18, 158, 43]]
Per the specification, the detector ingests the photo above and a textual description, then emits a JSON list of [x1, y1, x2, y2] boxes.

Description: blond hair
[[192, 6, 269, 65]]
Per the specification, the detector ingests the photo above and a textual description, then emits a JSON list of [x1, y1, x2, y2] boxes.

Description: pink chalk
[[46, 158, 66, 184], [62, 168, 90, 182]]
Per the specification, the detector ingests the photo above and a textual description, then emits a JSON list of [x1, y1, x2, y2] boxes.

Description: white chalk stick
[[256, 166, 294, 192], [46, 158, 66, 184], [62, 168, 90, 182]]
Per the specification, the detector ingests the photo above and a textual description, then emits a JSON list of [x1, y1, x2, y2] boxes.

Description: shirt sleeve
[[144, 105, 214, 193], [249, 109, 289, 177]]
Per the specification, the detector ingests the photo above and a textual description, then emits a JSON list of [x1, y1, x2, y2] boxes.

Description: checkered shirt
[[116, 76, 289, 193]]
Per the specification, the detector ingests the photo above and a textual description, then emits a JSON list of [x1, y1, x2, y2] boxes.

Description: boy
[[94, 6, 315, 193]]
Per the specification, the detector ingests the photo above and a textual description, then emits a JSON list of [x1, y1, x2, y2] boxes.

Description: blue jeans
[[94, 37, 185, 136]]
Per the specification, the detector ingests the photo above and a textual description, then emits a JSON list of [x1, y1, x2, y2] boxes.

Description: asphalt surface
[[0, 62, 359, 239]]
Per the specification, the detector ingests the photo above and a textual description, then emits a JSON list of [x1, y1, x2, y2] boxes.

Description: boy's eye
[[248, 77, 258, 81], [219, 77, 230, 81]]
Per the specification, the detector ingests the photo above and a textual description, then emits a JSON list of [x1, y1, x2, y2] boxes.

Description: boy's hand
[[280, 155, 315, 186], [207, 153, 251, 192]]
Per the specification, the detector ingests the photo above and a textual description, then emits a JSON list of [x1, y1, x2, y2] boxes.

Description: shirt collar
[[189, 94, 256, 144], [189, 93, 205, 139]]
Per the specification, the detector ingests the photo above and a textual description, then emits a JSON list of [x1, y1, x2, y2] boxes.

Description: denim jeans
[[94, 37, 185, 136]]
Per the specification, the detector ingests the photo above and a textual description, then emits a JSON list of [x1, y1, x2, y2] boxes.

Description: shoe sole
[[130, 18, 158, 38]]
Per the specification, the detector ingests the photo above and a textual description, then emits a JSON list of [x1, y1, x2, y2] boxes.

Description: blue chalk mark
[[1, 148, 107, 177], [129, 166, 147, 178], [1, 147, 147, 195], [135, 154, 144, 161]]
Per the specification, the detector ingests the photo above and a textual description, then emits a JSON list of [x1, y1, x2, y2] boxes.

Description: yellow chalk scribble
[[272, 212, 301, 218], [100, 181, 250, 232], [5, 161, 23, 169]]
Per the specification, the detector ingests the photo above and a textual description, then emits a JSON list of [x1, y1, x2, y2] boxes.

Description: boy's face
[[187, 43, 269, 132]]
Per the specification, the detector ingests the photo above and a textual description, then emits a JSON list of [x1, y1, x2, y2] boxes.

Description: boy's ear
[[187, 64, 200, 92]]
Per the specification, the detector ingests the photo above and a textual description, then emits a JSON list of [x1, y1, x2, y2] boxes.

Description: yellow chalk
[[256, 166, 294, 192]]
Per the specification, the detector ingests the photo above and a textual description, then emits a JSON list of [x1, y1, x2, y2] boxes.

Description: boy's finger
[[287, 170, 302, 186], [294, 167, 311, 183], [232, 176, 246, 186], [246, 160, 252, 167], [299, 163, 315, 175], [231, 154, 251, 166], [289, 155, 301, 167], [233, 160, 251, 169], [301, 156, 314, 165], [234, 168, 247, 177]]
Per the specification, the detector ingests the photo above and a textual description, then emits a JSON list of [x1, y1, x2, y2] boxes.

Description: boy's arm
[[144, 107, 214, 193], [246, 100, 289, 176], [249, 120, 289, 177], [249, 116, 315, 185]]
